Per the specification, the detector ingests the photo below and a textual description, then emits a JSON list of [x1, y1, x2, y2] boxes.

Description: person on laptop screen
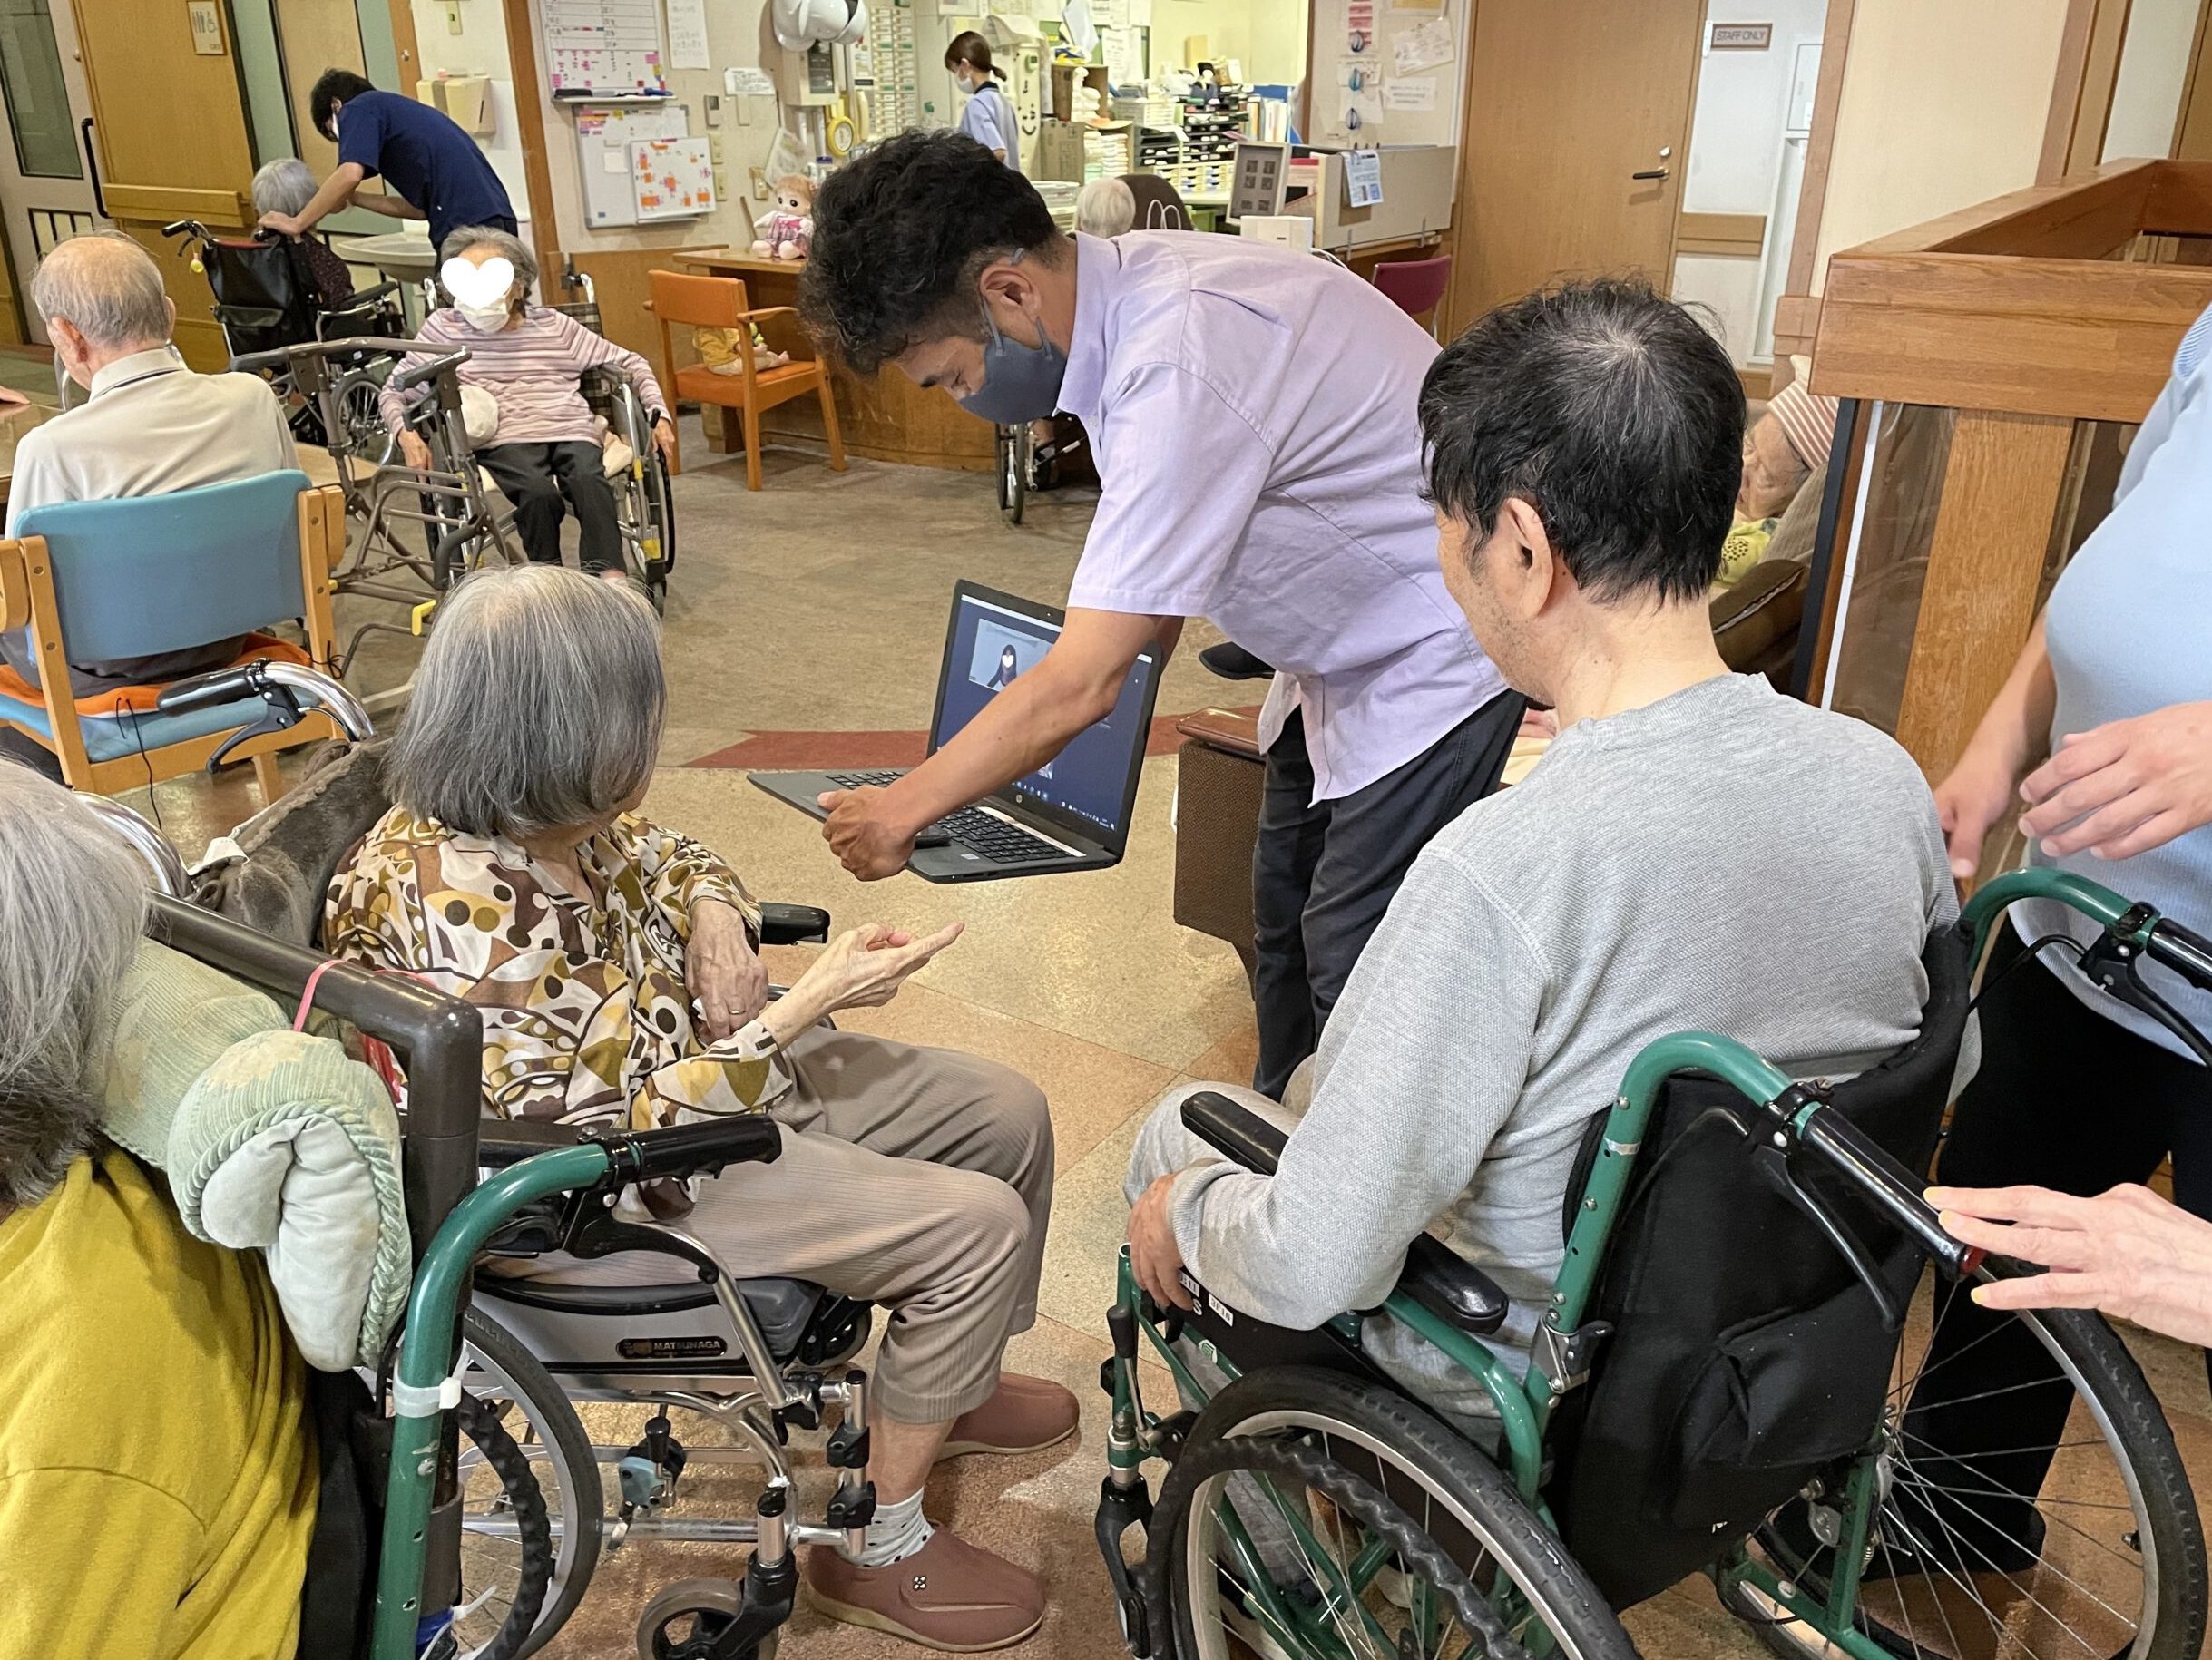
[[799, 132, 1522, 1099]]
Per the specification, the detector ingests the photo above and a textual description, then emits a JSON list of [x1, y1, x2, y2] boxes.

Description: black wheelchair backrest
[[1547, 922, 1973, 1608]]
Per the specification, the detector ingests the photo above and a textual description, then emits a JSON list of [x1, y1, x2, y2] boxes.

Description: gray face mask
[[958, 306, 1067, 425]]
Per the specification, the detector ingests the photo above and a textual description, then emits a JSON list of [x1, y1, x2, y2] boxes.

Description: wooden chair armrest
[[733, 306, 803, 326], [0, 539, 28, 634], [1178, 708, 1265, 760]]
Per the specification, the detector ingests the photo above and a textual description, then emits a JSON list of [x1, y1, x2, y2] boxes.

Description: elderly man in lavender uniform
[[798, 131, 1522, 1097]]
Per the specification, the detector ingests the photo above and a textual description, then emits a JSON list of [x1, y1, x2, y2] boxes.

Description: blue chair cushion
[[0, 688, 329, 764]]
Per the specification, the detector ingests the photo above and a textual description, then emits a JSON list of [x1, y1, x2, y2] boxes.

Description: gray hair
[[441, 224, 537, 313], [251, 156, 319, 218], [30, 231, 170, 351], [0, 766, 148, 1208], [388, 565, 664, 838], [1075, 176, 1135, 239]]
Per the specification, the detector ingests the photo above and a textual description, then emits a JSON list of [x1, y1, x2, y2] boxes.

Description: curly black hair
[[798, 130, 1062, 375]]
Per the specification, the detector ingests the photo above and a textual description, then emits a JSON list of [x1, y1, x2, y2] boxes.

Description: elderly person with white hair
[[0, 767, 317, 1656], [378, 225, 673, 577], [325, 565, 1073, 1650], [0, 232, 296, 771], [250, 157, 357, 311]]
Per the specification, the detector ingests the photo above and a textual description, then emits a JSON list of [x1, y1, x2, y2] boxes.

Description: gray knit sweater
[[1168, 673, 1956, 1419]]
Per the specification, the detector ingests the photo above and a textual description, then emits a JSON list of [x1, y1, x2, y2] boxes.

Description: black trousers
[[478, 441, 622, 573], [1248, 689, 1525, 1097], [1900, 929, 2212, 1558]]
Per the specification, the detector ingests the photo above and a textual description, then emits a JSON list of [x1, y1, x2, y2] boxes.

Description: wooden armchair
[[649, 269, 847, 492]]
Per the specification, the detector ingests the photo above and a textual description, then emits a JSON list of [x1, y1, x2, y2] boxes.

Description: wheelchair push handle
[[157, 659, 377, 744], [1787, 1096, 1978, 1279], [592, 1113, 783, 1186]]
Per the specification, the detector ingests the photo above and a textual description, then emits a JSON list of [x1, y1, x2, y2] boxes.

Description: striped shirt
[[379, 306, 668, 446]]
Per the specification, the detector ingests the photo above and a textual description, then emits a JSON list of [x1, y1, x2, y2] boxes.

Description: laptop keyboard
[[821, 770, 1065, 864], [930, 806, 1064, 864]]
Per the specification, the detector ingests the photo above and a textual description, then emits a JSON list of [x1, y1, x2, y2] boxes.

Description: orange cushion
[[0, 632, 312, 718]]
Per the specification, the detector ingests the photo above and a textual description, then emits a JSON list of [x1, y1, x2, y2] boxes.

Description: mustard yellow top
[[0, 1147, 317, 1660]]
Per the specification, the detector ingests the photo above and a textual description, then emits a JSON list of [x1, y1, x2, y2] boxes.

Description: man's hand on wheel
[[819, 784, 916, 880], [1127, 1174, 1195, 1312]]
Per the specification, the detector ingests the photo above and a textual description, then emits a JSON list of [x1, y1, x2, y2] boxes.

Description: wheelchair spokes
[[1728, 1265, 2202, 1660]]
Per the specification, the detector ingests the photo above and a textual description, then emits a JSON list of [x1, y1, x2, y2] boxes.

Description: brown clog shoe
[[804, 1526, 1045, 1651], [938, 1372, 1080, 1460]]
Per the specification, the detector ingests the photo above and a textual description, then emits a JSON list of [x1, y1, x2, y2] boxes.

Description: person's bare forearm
[[877, 662, 1115, 835], [354, 191, 426, 220], [1961, 613, 2056, 779], [291, 166, 364, 232]]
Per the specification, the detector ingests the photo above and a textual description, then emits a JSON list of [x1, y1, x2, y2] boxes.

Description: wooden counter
[[682, 252, 997, 473]]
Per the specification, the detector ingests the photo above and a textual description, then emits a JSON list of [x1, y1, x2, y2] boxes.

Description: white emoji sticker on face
[[442, 256, 514, 308]]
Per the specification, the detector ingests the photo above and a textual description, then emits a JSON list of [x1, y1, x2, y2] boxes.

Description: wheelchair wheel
[[637, 1578, 781, 1660], [457, 1306, 605, 1660], [1728, 1292, 2206, 1660], [333, 365, 393, 462], [1152, 1367, 1638, 1660], [996, 425, 1026, 524]]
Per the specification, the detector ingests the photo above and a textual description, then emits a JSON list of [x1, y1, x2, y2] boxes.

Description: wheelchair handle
[[229, 336, 452, 375], [2149, 914, 2212, 990], [156, 659, 376, 743], [592, 1114, 783, 1186], [390, 348, 471, 395], [1787, 1094, 1978, 1278]]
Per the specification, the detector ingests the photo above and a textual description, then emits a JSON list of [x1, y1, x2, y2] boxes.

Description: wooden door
[[1444, 0, 1706, 336], [66, 0, 256, 366]]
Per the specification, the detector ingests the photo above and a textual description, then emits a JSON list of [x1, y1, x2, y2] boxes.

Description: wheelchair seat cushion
[[1546, 923, 1972, 1608]]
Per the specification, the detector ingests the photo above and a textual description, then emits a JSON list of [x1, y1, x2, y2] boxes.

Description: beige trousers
[[554, 1027, 1052, 1423]]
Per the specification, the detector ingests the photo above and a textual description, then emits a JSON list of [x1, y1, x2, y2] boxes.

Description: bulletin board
[[544, 0, 668, 97], [1305, 0, 1465, 150]]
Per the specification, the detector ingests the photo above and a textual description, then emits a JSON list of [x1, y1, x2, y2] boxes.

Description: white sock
[[857, 1487, 935, 1567]]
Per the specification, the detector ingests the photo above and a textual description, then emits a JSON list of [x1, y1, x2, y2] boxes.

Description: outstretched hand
[[2017, 701, 2212, 864]]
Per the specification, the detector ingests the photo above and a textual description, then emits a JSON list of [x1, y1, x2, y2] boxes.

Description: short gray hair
[[252, 156, 319, 218], [1075, 176, 1135, 239], [30, 231, 171, 351], [388, 566, 664, 838], [441, 224, 537, 311], [0, 765, 148, 1208]]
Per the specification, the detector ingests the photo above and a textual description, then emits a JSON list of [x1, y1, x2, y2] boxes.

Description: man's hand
[[652, 417, 679, 463], [688, 898, 768, 1040], [819, 784, 916, 881], [258, 210, 306, 237], [396, 431, 434, 472], [1127, 1173, 1194, 1311], [1932, 1182, 2212, 1349], [2018, 701, 2212, 863]]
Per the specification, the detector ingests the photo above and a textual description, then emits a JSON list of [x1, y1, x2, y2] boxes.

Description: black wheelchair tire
[[459, 1306, 605, 1659], [449, 1391, 553, 1660], [636, 1577, 781, 1660], [1153, 1367, 1638, 1660], [1730, 1302, 2206, 1660]]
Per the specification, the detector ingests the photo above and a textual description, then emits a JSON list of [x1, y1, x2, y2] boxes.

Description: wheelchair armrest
[[1396, 1234, 1511, 1337], [1181, 1089, 1285, 1175], [759, 901, 831, 946]]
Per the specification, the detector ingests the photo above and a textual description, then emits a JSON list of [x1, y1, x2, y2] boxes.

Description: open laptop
[[749, 581, 1165, 882]]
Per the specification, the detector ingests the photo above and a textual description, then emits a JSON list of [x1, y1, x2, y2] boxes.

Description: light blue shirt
[[956, 81, 1021, 171], [2018, 300, 2212, 1060]]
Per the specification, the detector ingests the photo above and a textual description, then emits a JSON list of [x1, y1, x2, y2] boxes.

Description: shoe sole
[[935, 1421, 1078, 1461], [803, 1583, 1044, 1652]]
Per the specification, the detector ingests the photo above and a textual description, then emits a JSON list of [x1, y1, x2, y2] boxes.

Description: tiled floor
[[128, 431, 2212, 1660]]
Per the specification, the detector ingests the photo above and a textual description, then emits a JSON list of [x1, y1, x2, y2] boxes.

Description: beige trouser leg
[[575, 1027, 1052, 1424]]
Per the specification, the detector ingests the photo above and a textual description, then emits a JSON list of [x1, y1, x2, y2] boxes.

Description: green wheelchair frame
[[1087, 865, 2212, 1660]]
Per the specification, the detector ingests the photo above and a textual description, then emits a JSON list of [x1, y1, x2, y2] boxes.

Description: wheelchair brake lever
[[204, 684, 308, 774], [2081, 925, 2212, 1067]]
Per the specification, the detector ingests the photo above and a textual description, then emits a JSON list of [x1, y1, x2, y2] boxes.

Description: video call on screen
[[935, 599, 1151, 835]]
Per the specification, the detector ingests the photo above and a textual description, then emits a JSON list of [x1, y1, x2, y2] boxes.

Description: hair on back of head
[[387, 565, 667, 839], [0, 766, 148, 1209], [1418, 277, 1745, 604], [798, 129, 1061, 376], [311, 67, 377, 138], [945, 30, 1002, 76], [30, 231, 169, 352]]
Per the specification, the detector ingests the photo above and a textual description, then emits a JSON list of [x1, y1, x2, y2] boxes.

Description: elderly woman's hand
[[761, 922, 964, 1041], [689, 898, 768, 1040], [1932, 1181, 2212, 1349]]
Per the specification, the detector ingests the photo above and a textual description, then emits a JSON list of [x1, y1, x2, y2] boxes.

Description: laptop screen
[[930, 586, 1159, 844]]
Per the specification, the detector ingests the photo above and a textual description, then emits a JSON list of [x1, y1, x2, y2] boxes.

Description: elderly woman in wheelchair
[[319, 563, 1072, 1650], [0, 766, 316, 1660], [379, 225, 674, 582], [1105, 281, 2208, 1660]]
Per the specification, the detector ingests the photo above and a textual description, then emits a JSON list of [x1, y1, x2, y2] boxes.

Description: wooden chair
[[649, 269, 847, 492], [0, 473, 350, 800]]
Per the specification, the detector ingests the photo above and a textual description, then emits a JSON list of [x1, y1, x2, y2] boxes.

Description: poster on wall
[[666, 0, 710, 68], [1390, 15, 1453, 75], [634, 136, 717, 219], [544, 0, 668, 95]]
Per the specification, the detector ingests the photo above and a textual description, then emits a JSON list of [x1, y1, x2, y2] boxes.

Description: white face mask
[[457, 300, 513, 331], [955, 70, 976, 93]]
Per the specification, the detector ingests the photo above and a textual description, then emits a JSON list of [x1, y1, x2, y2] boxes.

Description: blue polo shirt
[[337, 89, 514, 252]]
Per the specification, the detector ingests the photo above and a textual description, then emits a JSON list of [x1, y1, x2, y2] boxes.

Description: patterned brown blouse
[[326, 806, 793, 1130]]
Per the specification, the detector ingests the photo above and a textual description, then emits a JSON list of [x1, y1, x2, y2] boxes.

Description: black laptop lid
[[927, 581, 1163, 854]]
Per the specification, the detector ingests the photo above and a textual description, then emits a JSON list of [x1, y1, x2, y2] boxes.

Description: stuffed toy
[[750, 174, 817, 261], [691, 322, 789, 378]]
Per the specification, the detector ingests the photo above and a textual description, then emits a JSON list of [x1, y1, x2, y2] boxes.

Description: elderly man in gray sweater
[[1125, 278, 1956, 1426]]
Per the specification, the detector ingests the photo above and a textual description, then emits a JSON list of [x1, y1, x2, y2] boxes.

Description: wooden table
[[681, 251, 998, 473]]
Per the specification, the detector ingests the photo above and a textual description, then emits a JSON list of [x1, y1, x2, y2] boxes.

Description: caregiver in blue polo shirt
[[257, 69, 515, 253]]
